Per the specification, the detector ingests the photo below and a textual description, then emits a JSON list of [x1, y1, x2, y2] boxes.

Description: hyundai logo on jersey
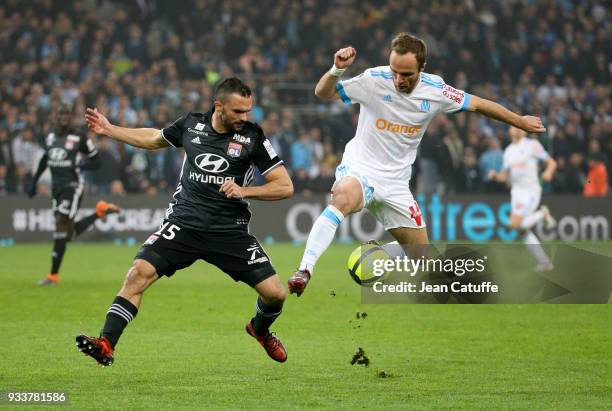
[[195, 153, 230, 173]]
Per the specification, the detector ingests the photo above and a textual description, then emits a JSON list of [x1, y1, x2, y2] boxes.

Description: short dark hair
[[390, 33, 427, 70], [214, 77, 252, 102]]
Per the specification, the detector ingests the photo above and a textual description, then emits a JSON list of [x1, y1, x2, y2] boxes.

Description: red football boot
[[76, 334, 114, 366], [245, 322, 287, 363], [288, 269, 311, 297]]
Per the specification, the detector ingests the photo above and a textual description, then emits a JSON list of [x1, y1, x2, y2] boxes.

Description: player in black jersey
[[29, 104, 121, 286], [76, 78, 293, 365]]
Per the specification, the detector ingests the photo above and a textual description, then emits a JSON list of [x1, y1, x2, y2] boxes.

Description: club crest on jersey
[[227, 142, 242, 158], [383, 95, 393, 103], [420, 100, 431, 113], [194, 122, 205, 131]]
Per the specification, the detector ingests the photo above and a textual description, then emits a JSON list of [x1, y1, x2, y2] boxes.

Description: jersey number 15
[[155, 222, 181, 240]]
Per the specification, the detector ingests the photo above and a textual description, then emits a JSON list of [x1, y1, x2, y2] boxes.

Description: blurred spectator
[[459, 146, 480, 193], [564, 153, 587, 193], [121, 147, 154, 194], [439, 130, 464, 194], [551, 156, 568, 193], [290, 133, 313, 172], [92, 137, 124, 196], [320, 142, 339, 178], [0, 129, 16, 193], [478, 137, 504, 192], [583, 154, 609, 197], [11, 127, 42, 194], [0, 164, 7, 196], [292, 168, 314, 196], [308, 127, 324, 179], [587, 139, 609, 173]]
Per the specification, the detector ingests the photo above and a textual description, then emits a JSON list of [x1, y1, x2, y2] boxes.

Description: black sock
[[251, 296, 283, 336], [74, 213, 98, 237], [102, 296, 138, 348], [50, 235, 67, 274]]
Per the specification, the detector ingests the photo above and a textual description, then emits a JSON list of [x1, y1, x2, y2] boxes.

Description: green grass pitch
[[1, 243, 610, 410]]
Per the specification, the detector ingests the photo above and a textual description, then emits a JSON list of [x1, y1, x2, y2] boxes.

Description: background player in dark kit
[[29, 104, 121, 286], [77, 78, 293, 365]]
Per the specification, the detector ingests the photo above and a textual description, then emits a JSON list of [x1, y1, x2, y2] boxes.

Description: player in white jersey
[[489, 126, 557, 271], [288, 33, 547, 296]]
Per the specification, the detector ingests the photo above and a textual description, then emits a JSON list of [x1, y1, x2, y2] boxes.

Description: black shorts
[[52, 187, 83, 219], [134, 220, 276, 287]]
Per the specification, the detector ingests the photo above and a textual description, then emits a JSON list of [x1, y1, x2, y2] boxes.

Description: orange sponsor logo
[[375, 118, 422, 136]]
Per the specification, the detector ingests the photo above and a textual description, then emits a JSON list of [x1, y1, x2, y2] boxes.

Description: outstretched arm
[[314, 47, 357, 101], [467, 95, 546, 134], [85, 108, 168, 150]]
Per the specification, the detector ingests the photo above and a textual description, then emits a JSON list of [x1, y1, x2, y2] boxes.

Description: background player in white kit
[[489, 126, 557, 271], [288, 33, 547, 296]]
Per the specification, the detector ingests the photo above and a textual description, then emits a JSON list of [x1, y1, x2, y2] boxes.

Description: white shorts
[[510, 188, 541, 217], [334, 164, 425, 230]]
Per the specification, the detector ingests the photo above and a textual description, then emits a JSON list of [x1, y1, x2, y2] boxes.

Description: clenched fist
[[219, 180, 244, 200], [334, 47, 357, 69]]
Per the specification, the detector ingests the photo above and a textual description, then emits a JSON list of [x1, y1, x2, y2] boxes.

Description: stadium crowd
[[0, 0, 610, 197]]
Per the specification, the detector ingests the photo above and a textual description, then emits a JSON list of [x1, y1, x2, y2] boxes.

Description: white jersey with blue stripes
[[336, 66, 471, 182], [503, 137, 550, 191]]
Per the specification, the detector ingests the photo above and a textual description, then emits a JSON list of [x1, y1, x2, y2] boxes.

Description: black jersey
[[160, 110, 284, 232], [42, 131, 98, 193]]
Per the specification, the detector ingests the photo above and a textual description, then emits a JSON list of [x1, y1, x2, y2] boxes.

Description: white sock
[[523, 230, 551, 265], [520, 210, 544, 230], [299, 205, 344, 274]]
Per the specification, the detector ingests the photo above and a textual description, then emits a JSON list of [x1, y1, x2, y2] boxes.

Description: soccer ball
[[347, 242, 390, 286]]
